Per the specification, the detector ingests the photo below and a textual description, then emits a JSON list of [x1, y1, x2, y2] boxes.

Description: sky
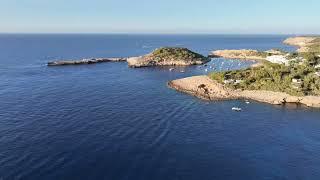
[[0, 0, 319, 34]]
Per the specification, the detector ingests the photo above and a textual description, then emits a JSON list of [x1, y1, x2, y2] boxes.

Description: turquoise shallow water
[[1, 34, 320, 180]]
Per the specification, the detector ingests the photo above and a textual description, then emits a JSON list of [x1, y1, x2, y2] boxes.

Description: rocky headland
[[127, 47, 210, 68], [47, 58, 127, 66], [284, 36, 320, 52], [168, 75, 320, 108]]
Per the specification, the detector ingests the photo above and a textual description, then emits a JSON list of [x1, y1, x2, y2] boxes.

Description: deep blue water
[[1, 34, 320, 180]]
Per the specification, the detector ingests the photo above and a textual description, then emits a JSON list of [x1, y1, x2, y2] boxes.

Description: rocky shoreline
[[168, 76, 320, 108], [47, 58, 127, 66]]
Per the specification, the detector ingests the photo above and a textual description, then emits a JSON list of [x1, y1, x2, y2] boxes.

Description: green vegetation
[[266, 48, 288, 56], [253, 51, 269, 58], [308, 44, 320, 53], [286, 52, 299, 59], [224, 50, 269, 58], [311, 37, 320, 44], [307, 37, 320, 53], [270, 48, 286, 53], [151, 47, 209, 62], [209, 53, 320, 96]]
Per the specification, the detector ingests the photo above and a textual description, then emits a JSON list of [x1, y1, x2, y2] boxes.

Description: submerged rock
[[127, 47, 210, 68]]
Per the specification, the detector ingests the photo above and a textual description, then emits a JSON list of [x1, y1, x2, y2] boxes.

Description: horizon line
[[0, 32, 319, 36]]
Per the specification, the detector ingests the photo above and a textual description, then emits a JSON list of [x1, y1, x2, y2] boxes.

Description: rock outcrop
[[209, 49, 268, 61], [127, 47, 210, 68], [168, 75, 320, 108], [48, 58, 127, 66]]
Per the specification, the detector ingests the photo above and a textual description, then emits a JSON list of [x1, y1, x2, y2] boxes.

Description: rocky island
[[127, 47, 210, 68], [169, 37, 320, 108]]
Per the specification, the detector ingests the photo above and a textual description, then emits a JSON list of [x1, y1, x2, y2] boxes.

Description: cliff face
[[127, 47, 210, 68]]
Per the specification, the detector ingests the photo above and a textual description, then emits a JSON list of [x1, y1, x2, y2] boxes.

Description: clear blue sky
[[1, 0, 319, 34]]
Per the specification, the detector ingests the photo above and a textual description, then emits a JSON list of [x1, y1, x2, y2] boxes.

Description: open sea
[[1, 34, 320, 180]]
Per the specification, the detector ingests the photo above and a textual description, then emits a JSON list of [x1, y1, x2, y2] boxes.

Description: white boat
[[169, 68, 175, 71], [232, 107, 242, 111], [245, 101, 250, 104]]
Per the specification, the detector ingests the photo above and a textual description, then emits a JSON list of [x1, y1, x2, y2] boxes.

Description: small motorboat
[[232, 107, 242, 112], [245, 101, 250, 104], [169, 68, 175, 71], [180, 70, 185, 73]]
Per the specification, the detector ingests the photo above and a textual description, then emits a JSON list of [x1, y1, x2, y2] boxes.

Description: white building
[[266, 55, 288, 65], [223, 79, 235, 84], [292, 78, 302, 84], [235, 80, 244, 84]]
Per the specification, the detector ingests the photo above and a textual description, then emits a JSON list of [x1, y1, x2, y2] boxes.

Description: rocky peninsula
[[209, 49, 269, 61], [168, 76, 320, 108], [127, 47, 210, 68], [209, 48, 296, 65], [47, 57, 127, 66]]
